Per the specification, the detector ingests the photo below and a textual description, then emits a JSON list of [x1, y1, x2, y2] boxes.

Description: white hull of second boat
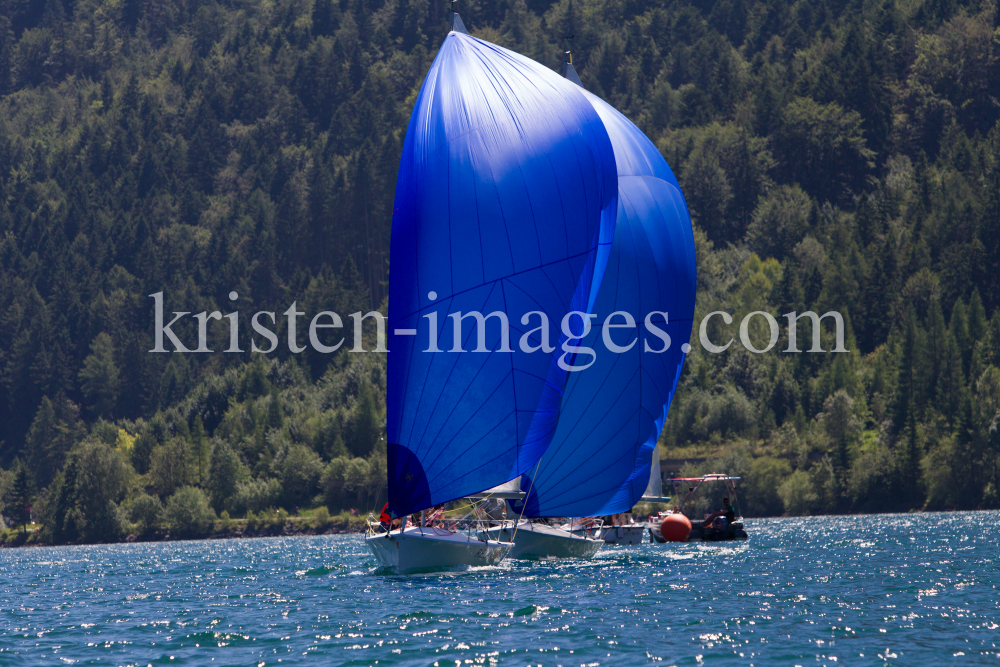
[[366, 526, 512, 573], [567, 524, 645, 545], [595, 524, 646, 545], [478, 521, 603, 560]]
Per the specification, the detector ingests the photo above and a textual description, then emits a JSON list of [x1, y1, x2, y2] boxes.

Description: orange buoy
[[660, 514, 692, 542]]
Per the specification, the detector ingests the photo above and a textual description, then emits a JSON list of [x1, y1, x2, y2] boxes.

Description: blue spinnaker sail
[[516, 88, 696, 518], [386, 30, 618, 518]]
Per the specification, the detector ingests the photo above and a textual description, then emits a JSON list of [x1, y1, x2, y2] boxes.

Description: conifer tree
[[895, 307, 927, 430], [926, 298, 947, 394], [968, 289, 987, 346], [902, 412, 924, 508], [936, 332, 965, 424], [8, 462, 34, 533], [25, 398, 56, 487], [191, 416, 209, 486], [950, 299, 970, 373], [267, 386, 284, 432], [79, 333, 120, 419]]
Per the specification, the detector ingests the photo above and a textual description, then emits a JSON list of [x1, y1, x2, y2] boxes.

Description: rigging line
[[423, 414, 515, 486], [450, 490, 496, 518], [540, 399, 640, 495], [418, 379, 514, 485], [512, 457, 542, 541], [410, 281, 503, 457], [396, 293, 456, 451], [389, 245, 602, 326], [370, 470, 385, 517]]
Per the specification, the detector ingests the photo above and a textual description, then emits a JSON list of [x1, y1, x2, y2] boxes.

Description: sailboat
[[478, 518, 605, 559], [365, 14, 620, 573], [488, 55, 697, 558]]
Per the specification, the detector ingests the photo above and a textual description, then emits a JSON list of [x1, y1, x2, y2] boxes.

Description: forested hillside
[[1, 0, 999, 542]]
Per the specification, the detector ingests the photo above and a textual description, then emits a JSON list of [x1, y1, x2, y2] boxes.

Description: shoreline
[[0, 522, 367, 549], [6, 507, 993, 550]]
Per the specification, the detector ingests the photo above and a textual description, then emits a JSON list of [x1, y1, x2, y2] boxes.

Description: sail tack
[[386, 30, 618, 517], [515, 89, 697, 518]]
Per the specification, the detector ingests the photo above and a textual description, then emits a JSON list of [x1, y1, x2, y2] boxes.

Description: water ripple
[[1, 513, 999, 664]]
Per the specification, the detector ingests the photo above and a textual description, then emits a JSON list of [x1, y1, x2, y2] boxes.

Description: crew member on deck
[[426, 505, 445, 527], [378, 502, 401, 531]]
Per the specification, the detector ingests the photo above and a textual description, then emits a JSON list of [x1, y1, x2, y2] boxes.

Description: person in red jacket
[[378, 503, 401, 531]]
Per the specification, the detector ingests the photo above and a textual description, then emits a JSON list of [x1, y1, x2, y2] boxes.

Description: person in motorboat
[[701, 498, 735, 537], [704, 497, 735, 525]]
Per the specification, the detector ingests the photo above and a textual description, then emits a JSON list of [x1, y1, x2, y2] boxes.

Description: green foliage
[[675, 386, 756, 443], [149, 438, 193, 498], [126, 494, 164, 535], [25, 396, 85, 488], [6, 462, 34, 531], [0, 0, 997, 538], [164, 487, 216, 539], [226, 477, 282, 518], [321, 455, 381, 511], [246, 507, 289, 533], [311, 506, 333, 531], [0, 467, 11, 517], [43, 441, 131, 544], [848, 440, 900, 513], [774, 97, 875, 205], [328, 510, 368, 532], [273, 444, 324, 510], [745, 457, 792, 517], [78, 334, 121, 420], [677, 451, 788, 518], [747, 186, 812, 262], [779, 470, 818, 517], [346, 378, 383, 458], [191, 416, 209, 485], [208, 441, 246, 513]]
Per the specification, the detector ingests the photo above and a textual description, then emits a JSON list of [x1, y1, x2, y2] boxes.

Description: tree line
[[1, 0, 999, 540]]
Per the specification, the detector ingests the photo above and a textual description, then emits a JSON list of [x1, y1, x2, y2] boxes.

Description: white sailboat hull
[[587, 524, 645, 545], [365, 526, 512, 573], [477, 521, 603, 560]]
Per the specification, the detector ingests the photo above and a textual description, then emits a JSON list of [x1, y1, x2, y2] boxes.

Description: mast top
[[562, 51, 582, 86], [451, 1, 467, 34]]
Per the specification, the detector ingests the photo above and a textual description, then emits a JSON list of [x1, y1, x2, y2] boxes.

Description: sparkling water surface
[[2, 512, 999, 665]]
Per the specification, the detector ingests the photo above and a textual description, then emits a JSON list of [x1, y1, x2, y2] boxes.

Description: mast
[[561, 3, 581, 86], [562, 50, 583, 87], [451, 0, 467, 33]]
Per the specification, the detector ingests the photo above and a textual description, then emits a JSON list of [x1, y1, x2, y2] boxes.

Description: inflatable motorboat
[[647, 474, 749, 543]]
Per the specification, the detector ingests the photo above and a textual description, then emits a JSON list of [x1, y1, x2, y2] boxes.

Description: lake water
[[2, 512, 998, 665]]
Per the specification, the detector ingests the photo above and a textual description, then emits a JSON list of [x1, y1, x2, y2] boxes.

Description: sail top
[[386, 32, 618, 518]]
